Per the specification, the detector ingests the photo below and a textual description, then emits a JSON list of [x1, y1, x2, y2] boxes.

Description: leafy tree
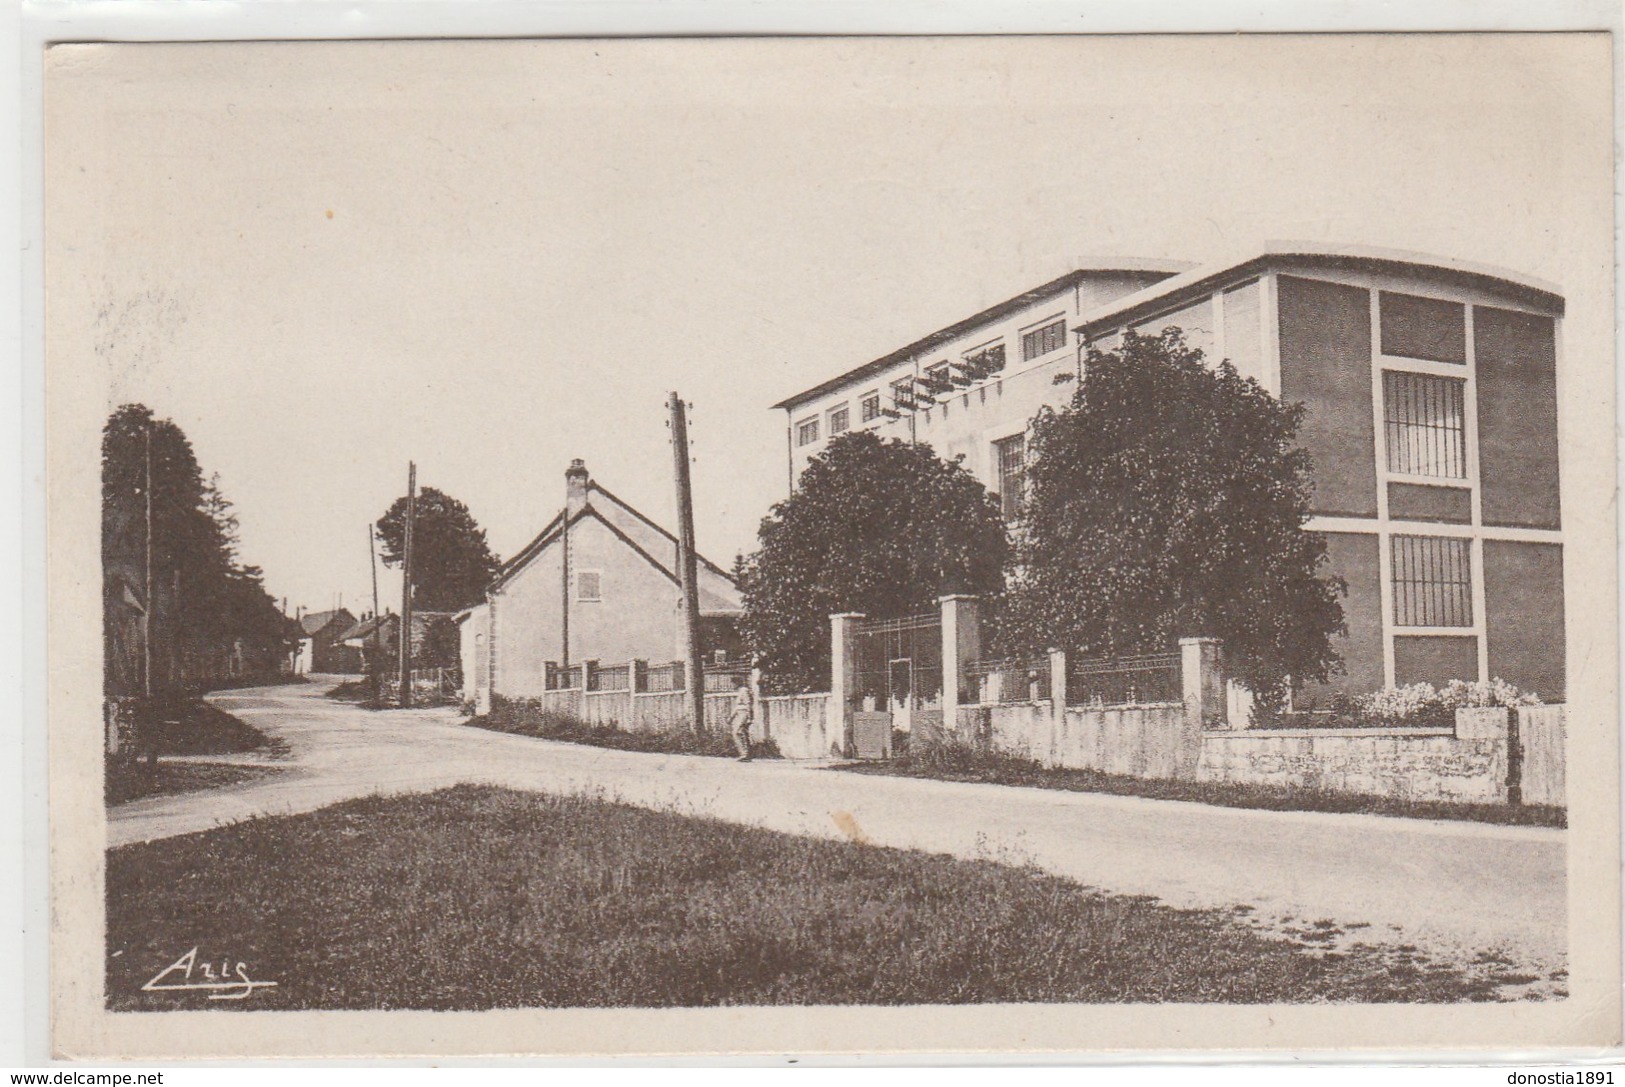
[[738, 430, 1008, 693], [376, 487, 501, 612], [999, 329, 1346, 708], [102, 403, 293, 695]]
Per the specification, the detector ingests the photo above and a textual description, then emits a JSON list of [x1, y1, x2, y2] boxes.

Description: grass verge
[[107, 784, 1545, 1010], [466, 700, 776, 761], [106, 699, 287, 807], [838, 744, 1565, 828], [105, 763, 283, 806]]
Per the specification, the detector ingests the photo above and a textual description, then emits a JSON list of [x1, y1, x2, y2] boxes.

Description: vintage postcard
[[43, 33, 1619, 1059]]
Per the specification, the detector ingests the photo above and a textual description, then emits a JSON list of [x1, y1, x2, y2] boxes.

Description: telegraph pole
[[368, 522, 382, 705], [142, 425, 154, 702], [398, 461, 417, 708], [669, 393, 705, 733]]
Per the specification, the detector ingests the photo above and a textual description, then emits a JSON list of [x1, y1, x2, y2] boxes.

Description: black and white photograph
[[37, 28, 1619, 1060]]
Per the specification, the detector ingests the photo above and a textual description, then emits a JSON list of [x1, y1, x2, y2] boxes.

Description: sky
[[44, 34, 1611, 617]]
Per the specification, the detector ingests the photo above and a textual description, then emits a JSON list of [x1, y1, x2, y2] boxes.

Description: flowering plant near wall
[[1341, 679, 1542, 727]]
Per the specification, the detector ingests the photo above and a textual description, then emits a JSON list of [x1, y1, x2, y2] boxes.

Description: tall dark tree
[[999, 329, 1345, 709], [375, 487, 501, 612], [738, 430, 1008, 693], [102, 403, 292, 696]]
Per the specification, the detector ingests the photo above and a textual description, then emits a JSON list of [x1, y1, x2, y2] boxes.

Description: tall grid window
[[577, 571, 602, 603], [796, 418, 819, 447], [828, 404, 849, 435], [860, 392, 881, 422], [1022, 319, 1068, 361], [994, 434, 1026, 520], [1384, 371, 1467, 479], [1391, 535, 1473, 627]]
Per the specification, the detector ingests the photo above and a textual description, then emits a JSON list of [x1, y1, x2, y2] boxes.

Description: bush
[[475, 696, 780, 760], [1270, 679, 1543, 729]]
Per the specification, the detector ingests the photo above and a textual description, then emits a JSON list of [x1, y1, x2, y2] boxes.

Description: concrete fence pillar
[[750, 666, 766, 745], [630, 658, 647, 694], [583, 659, 599, 692], [1047, 647, 1067, 768], [939, 594, 981, 741], [543, 660, 557, 692], [830, 612, 865, 758], [1176, 637, 1223, 781], [1179, 637, 1225, 729]]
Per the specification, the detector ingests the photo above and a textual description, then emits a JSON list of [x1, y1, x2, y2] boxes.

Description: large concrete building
[[773, 245, 1565, 701]]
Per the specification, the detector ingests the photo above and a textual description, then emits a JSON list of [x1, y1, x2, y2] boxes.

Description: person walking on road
[[730, 676, 754, 762]]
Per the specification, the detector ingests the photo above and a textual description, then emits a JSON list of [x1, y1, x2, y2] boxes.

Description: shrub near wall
[[477, 695, 771, 760]]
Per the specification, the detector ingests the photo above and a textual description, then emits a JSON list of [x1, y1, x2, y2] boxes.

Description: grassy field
[[105, 700, 287, 806], [106, 785, 1540, 1011], [842, 744, 1565, 829], [105, 762, 283, 806]]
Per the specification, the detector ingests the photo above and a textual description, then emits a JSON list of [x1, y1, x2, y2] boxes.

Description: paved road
[[110, 680, 1566, 976]]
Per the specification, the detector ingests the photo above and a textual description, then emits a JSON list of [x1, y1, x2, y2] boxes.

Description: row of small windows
[[795, 317, 1072, 447]]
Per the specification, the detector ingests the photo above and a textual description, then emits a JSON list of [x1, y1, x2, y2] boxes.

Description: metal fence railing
[[967, 657, 1050, 705], [1066, 651, 1182, 707], [642, 662, 686, 692], [589, 664, 631, 692], [546, 664, 583, 691], [703, 663, 753, 693]]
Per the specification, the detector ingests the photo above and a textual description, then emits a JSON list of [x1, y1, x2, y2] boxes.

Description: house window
[[963, 342, 1006, 380], [1021, 318, 1068, 361], [1391, 535, 1472, 627], [1384, 371, 1467, 479], [860, 392, 882, 422], [577, 571, 603, 603], [994, 434, 1027, 520], [828, 403, 850, 436], [796, 417, 820, 447]]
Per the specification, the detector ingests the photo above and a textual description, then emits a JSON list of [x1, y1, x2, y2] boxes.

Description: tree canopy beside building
[[737, 430, 1008, 693], [102, 403, 291, 695], [998, 329, 1346, 708], [375, 486, 501, 612]]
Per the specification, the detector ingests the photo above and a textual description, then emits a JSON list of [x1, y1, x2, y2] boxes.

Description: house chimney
[[566, 459, 590, 517]]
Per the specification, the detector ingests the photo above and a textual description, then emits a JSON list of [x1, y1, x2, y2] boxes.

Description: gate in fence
[[850, 611, 943, 758]]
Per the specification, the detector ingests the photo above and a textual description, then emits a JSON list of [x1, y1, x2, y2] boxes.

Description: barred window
[[994, 434, 1026, 520], [1391, 535, 1472, 627], [796, 418, 819, 447], [1384, 371, 1467, 479], [1022, 319, 1068, 361], [860, 392, 882, 422], [828, 404, 849, 435]]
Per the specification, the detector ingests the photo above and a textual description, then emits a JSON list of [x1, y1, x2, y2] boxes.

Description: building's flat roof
[[1073, 243, 1565, 339], [770, 261, 1192, 412]]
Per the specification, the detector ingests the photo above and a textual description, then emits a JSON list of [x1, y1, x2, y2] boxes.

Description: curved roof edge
[[1075, 243, 1565, 338], [771, 262, 1192, 412]]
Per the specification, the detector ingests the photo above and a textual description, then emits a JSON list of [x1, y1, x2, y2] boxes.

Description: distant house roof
[[491, 478, 742, 616], [770, 262, 1192, 412], [339, 611, 456, 647], [297, 608, 356, 637]]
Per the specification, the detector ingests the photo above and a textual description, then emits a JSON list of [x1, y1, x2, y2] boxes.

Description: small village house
[[291, 607, 361, 674], [458, 460, 744, 711]]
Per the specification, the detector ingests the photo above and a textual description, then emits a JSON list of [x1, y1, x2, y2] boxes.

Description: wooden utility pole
[[368, 522, 382, 705], [143, 424, 157, 765], [398, 461, 417, 708], [669, 393, 705, 733]]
